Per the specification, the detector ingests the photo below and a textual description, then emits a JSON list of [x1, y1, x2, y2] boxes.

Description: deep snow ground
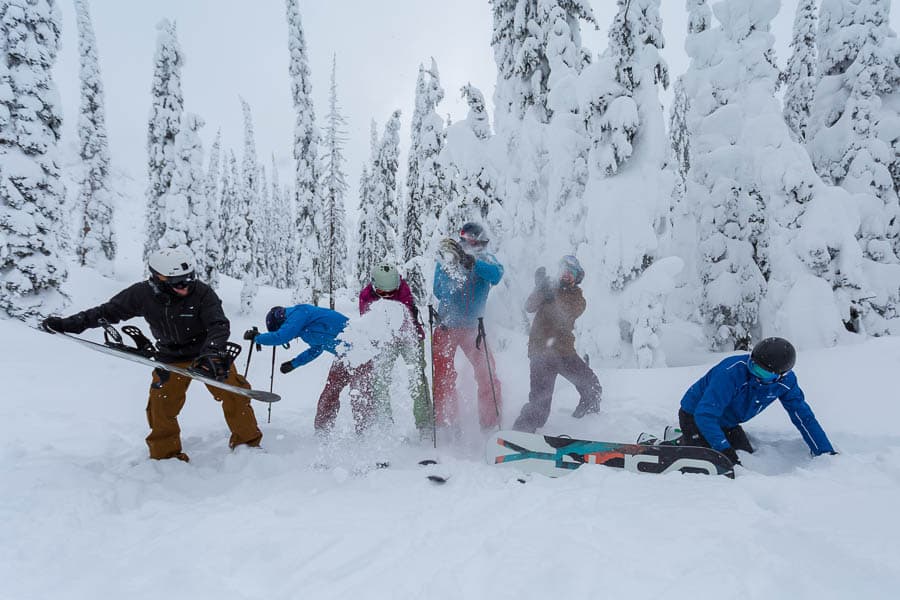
[[2, 264, 900, 599]]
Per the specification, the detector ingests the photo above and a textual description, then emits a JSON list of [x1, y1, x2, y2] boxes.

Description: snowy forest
[[2, 0, 900, 364]]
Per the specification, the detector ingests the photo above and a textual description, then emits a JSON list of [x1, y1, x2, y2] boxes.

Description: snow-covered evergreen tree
[[322, 55, 348, 307], [586, 0, 668, 177], [404, 59, 445, 300], [490, 0, 595, 127], [285, 0, 320, 302], [807, 0, 900, 330], [220, 150, 249, 281], [680, 0, 877, 348], [239, 97, 261, 314], [268, 155, 292, 288], [203, 128, 221, 288], [369, 110, 402, 266], [73, 0, 114, 272], [783, 0, 819, 142], [355, 120, 382, 287], [0, 0, 67, 320], [144, 19, 183, 262], [159, 112, 207, 291], [437, 84, 501, 241]]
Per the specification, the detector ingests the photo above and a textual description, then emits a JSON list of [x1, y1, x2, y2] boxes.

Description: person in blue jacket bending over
[[678, 337, 836, 465], [245, 305, 373, 433]]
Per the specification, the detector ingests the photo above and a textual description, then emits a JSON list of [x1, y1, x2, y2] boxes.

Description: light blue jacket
[[254, 304, 348, 368], [433, 253, 503, 328], [680, 355, 835, 455]]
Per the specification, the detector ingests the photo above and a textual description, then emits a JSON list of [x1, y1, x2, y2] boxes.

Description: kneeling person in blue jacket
[[246, 305, 374, 433], [678, 337, 836, 465]]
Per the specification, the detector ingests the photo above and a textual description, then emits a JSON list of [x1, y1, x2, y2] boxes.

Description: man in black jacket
[[42, 247, 262, 461]]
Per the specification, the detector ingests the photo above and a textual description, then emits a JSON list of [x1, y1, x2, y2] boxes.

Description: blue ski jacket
[[680, 354, 835, 455], [433, 253, 504, 328], [254, 304, 348, 368]]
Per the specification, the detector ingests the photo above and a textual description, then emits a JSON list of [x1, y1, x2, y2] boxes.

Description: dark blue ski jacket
[[254, 304, 348, 368], [680, 354, 835, 455]]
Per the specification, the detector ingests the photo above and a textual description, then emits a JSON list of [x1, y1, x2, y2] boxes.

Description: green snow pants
[[373, 339, 432, 431]]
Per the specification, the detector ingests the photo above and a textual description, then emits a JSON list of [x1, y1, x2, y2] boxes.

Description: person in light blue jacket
[[432, 222, 504, 430], [678, 337, 836, 465], [246, 305, 373, 433]]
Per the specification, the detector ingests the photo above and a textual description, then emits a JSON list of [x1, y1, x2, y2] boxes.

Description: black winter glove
[[42, 316, 65, 334], [440, 239, 464, 265], [280, 361, 295, 374], [190, 353, 230, 381], [722, 447, 741, 466], [243, 327, 259, 342], [534, 267, 548, 288]]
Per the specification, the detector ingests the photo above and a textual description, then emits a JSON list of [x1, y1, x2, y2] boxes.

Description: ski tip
[[418, 459, 438, 466], [426, 474, 449, 484]]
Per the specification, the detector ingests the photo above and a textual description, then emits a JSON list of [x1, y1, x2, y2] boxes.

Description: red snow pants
[[432, 326, 502, 429], [313, 359, 374, 434]]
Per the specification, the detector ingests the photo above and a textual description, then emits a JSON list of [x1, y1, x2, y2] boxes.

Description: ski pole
[[428, 304, 437, 449], [476, 317, 500, 425], [243, 326, 260, 378], [268, 346, 276, 424]]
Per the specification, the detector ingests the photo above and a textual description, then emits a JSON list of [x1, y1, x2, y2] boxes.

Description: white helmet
[[371, 263, 400, 293], [149, 247, 195, 278]]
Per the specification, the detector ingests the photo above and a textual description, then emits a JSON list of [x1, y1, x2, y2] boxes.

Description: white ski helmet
[[371, 263, 400, 293], [149, 247, 195, 279]]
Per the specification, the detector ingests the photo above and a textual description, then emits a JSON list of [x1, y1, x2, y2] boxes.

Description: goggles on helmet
[[749, 359, 781, 383], [459, 229, 488, 248], [152, 270, 196, 290]]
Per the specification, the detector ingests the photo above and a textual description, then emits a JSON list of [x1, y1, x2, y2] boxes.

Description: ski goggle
[[749, 360, 781, 383], [153, 271, 195, 289], [459, 229, 488, 248]]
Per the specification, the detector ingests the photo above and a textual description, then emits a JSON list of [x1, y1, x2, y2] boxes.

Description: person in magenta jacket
[[359, 263, 432, 436]]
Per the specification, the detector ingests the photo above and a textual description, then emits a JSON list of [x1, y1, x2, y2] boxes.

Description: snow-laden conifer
[[159, 113, 207, 285], [239, 98, 261, 314], [783, 0, 819, 142], [203, 129, 221, 288], [404, 59, 445, 300], [74, 0, 114, 272], [322, 55, 348, 306], [286, 0, 320, 302], [144, 19, 183, 262], [0, 0, 67, 320]]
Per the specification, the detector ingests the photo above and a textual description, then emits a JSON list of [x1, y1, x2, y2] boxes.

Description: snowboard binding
[[99, 320, 157, 358]]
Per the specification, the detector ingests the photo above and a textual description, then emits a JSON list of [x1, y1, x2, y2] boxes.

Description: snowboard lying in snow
[[487, 430, 735, 479], [46, 327, 280, 403]]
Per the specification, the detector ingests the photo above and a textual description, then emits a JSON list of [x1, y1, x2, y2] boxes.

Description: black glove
[[440, 239, 464, 264], [722, 447, 741, 466], [190, 352, 230, 381], [459, 251, 475, 270], [280, 361, 295, 374], [42, 316, 65, 334], [534, 267, 548, 288], [243, 327, 259, 342]]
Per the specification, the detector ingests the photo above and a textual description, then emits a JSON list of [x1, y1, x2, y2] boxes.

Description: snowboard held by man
[[42, 247, 263, 462]]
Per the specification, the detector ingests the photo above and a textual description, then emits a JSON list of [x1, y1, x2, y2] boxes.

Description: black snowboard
[[46, 328, 280, 403], [487, 430, 735, 479]]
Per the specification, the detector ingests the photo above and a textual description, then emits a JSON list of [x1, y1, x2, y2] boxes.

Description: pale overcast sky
[[52, 1, 900, 213]]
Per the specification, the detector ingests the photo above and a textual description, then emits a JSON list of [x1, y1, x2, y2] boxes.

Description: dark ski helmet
[[459, 222, 489, 249], [266, 306, 287, 332], [559, 255, 585, 286], [750, 337, 796, 375]]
